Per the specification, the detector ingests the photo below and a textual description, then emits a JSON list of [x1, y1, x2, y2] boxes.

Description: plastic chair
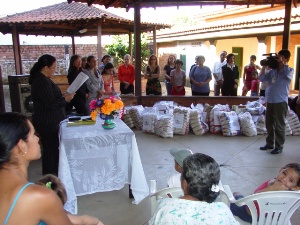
[[222, 185, 300, 225], [150, 180, 226, 216], [150, 186, 183, 216]]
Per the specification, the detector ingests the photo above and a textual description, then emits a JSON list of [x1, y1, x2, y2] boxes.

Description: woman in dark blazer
[[221, 53, 239, 96], [29, 54, 73, 175]]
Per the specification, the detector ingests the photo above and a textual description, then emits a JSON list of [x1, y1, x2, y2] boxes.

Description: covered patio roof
[[0, 2, 169, 37], [68, 0, 297, 99], [68, 0, 299, 9], [0, 2, 170, 79]]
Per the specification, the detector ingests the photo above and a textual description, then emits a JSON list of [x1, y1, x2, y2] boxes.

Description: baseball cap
[[169, 148, 193, 167]]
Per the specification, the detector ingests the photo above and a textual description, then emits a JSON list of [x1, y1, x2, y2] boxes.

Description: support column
[[208, 39, 217, 69], [270, 36, 276, 53], [134, 2, 142, 99], [257, 36, 267, 62], [12, 25, 22, 75], [209, 39, 217, 91], [129, 32, 133, 57], [97, 21, 102, 64], [152, 26, 157, 56], [71, 36, 75, 55], [0, 66, 5, 113], [282, 0, 292, 49]]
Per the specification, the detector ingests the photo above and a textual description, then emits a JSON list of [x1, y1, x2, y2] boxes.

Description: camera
[[260, 53, 279, 69]]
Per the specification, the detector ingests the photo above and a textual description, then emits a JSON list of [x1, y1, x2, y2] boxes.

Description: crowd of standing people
[[159, 51, 267, 97]]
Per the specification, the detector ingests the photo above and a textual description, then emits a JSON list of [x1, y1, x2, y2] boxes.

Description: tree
[[105, 34, 150, 65]]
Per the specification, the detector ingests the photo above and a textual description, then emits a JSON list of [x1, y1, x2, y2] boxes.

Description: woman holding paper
[[67, 55, 90, 116], [29, 54, 74, 175]]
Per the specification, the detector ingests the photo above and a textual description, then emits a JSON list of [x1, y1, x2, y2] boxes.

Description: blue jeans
[[165, 81, 172, 96], [230, 195, 252, 223]]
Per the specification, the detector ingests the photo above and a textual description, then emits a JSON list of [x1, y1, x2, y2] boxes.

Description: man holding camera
[[258, 49, 294, 154]]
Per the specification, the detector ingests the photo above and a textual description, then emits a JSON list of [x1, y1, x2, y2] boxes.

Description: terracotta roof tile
[[1, 2, 130, 23], [0, 2, 170, 36], [155, 7, 300, 38]]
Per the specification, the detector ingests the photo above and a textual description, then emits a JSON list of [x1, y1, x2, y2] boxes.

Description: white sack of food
[[218, 111, 241, 136], [155, 114, 173, 138], [238, 112, 257, 137], [173, 107, 190, 135]]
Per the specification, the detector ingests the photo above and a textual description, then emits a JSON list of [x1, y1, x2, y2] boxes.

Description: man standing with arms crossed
[[212, 51, 227, 96], [259, 49, 294, 154]]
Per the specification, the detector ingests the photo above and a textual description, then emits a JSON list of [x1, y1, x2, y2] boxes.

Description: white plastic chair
[[150, 180, 226, 216], [150, 186, 183, 216], [222, 185, 300, 225]]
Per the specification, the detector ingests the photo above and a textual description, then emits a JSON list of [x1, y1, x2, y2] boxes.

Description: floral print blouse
[[149, 198, 239, 225]]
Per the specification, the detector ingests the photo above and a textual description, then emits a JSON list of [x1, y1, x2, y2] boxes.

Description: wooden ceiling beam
[[105, 0, 119, 8]]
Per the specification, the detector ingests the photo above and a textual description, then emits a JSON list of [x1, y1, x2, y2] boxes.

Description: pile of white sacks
[[122, 98, 300, 138]]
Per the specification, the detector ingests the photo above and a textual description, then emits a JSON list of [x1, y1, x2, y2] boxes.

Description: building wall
[[0, 44, 101, 79]]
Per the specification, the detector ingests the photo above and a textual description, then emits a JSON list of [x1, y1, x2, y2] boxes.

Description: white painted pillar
[[209, 40, 217, 91], [270, 36, 276, 53]]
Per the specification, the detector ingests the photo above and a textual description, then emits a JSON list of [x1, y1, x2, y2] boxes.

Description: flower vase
[[102, 118, 116, 129]]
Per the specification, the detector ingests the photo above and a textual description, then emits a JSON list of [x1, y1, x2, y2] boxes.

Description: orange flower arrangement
[[90, 96, 124, 121]]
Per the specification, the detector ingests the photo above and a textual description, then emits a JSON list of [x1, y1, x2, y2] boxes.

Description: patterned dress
[[149, 198, 239, 225], [146, 65, 162, 95]]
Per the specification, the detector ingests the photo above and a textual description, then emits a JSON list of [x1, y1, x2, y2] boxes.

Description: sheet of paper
[[66, 72, 89, 94]]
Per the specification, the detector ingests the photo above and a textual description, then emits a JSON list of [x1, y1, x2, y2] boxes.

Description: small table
[[58, 118, 149, 214]]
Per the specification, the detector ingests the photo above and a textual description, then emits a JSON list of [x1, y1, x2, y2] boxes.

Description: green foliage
[[105, 34, 150, 65]]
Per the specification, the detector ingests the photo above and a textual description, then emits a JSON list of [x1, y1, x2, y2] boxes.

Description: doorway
[[232, 47, 243, 79]]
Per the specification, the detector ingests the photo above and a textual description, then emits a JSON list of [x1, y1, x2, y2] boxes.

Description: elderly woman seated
[[149, 153, 239, 225]]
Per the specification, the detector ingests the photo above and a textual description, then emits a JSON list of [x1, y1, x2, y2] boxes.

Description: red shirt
[[251, 79, 259, 91], [254, 180, 269, 193], [245, 65, 257, 81], [118, 64, 135, 84]]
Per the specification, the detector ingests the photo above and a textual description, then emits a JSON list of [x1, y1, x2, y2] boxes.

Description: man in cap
[[168, 148, 193, 188]]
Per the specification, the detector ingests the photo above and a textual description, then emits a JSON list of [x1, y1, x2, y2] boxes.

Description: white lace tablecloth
[[58, 118, 149, 214]]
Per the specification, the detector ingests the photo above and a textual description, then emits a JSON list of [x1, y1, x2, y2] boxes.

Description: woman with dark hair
[[99, 54, 113, 74], [170, 59, 186, 96], [221, 53, 239, 96], [149, 153, 238, 225], [144, 54, 162, 96], [163, 54, 176, 95], [84, 55, 104, 104], [0, 112, 72, 225], [67, 55, 90, 115], [29, 54, 73, 175], [101, 62, 115, 96]]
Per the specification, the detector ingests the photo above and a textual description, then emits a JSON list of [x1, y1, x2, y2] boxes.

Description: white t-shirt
[[212, 60, 227, 85]]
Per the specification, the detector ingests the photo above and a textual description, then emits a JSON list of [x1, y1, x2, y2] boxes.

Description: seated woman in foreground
[[0, 112, 72, 225], [230, 163, 300, 223], [149, 153, 239, 225]]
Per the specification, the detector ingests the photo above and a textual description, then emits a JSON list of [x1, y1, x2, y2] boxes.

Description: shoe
[[271, 148, 283, 154], [260, 145, 274, 150]]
